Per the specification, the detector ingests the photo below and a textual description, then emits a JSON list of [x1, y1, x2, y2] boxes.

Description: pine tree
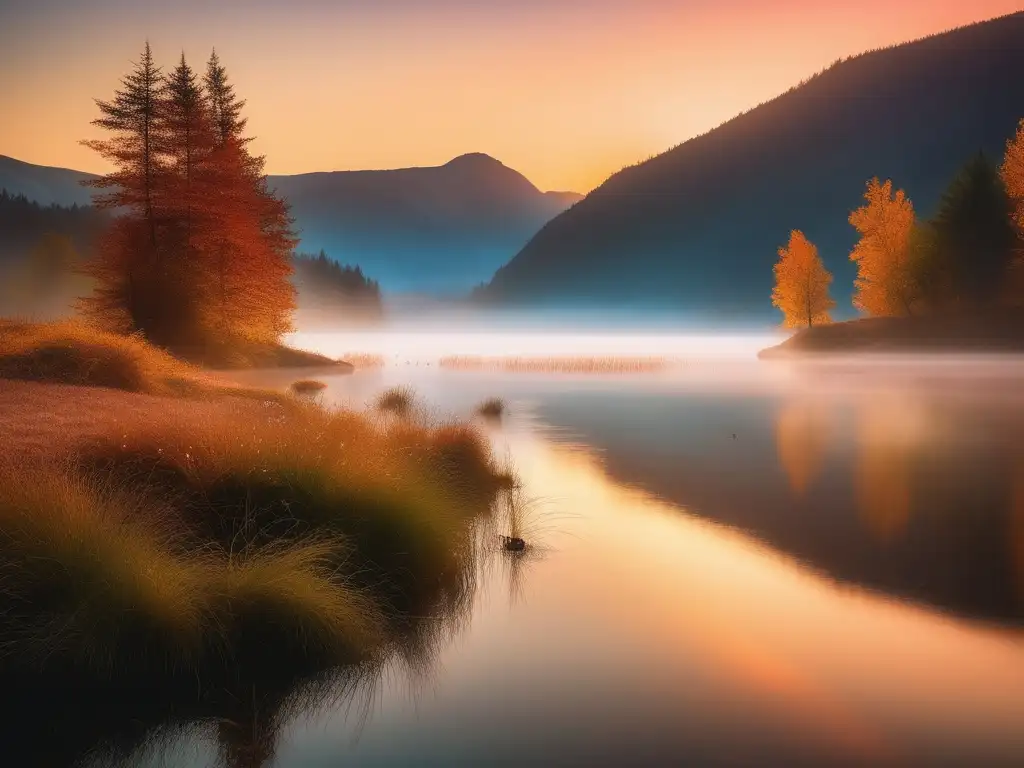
[[928, 153, 1016, 308], [771, 230, 835, 328], [200, 51, 295, 344], [82, 45, 296, 353], [80, 42, 166, 334], [204, 50, 248, 148], [848, 179, 918, 316], [160, 53, 219, 345]]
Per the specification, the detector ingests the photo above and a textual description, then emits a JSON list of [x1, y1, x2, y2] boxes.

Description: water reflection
[[1013, 458, 1024, 605], [775, 399, 831, 497], [852, 395, 927, 544], [277, 427, 1024, 767], [529, 369, 1024, 626]]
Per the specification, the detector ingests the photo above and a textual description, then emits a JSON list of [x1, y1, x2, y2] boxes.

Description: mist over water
[[287, 327, 779, 364], [174, 327, 1024, 766]]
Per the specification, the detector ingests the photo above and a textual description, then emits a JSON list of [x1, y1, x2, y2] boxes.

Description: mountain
[[268, 153, 581, 292], [0, 155, 97, 207], [0, 152, 580, 294], [477, 13, 1024, 323]]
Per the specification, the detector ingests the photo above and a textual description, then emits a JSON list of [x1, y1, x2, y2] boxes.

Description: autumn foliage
[[81, 44, 295, 353], [771, 230, 834, 328], [1001, 119, 1024, 299], [1003, 119, 1024, 233], [848, 179, 918, 316]]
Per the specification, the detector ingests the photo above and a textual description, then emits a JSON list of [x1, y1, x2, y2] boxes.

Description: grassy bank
[[759, 310, 1024, 358], [0, 320, 351, 391], [0, 322, 513, 764]]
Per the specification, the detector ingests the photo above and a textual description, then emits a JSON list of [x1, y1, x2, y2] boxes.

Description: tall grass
[[439, 355, 678, 374], [374, 385, 416, 417], [476, 397, 506, 420], [0, 323, 516, 763], [0, 461, 387, 675], [0, 373, 511, 765]]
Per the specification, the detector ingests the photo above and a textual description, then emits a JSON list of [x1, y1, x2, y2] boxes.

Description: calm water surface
[[151, 335, 1024, 766]]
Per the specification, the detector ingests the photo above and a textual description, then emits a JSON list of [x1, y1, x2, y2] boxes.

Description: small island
[[759, 310, 1024, 357]]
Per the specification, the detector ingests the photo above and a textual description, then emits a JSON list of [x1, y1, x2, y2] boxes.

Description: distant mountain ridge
[[478, 12, 1024, 322], [268, 153, 581, 292], [0, 155, 96, 208], [0, 152, 581, 294]]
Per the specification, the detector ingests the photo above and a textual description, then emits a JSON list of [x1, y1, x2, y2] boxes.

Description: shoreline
[[758, 311, 1024, 358]]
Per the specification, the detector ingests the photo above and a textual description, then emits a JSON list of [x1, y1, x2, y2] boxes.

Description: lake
[[125, 334, 1024, 766]]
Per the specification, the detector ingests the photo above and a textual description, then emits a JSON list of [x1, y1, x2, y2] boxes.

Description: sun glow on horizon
[[1, 1, 1020, 192]]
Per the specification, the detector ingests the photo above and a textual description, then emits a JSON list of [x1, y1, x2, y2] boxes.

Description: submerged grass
[[439, 355, 678, 374]]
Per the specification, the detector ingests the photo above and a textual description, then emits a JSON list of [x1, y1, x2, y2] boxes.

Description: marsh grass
[[0, 347, 513, 765], [476, 397, 506, 421], [439, 355, 679, 374], [374, 385, 417, 417]]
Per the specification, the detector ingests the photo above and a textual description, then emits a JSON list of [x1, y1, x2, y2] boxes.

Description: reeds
[[374, 385, 416, 416], [476, 397, 506, 420], [439, 355, 678, 374], [343, 352, 387, 369]]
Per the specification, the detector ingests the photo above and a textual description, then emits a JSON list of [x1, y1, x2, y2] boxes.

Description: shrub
[[374, 385, 416, 417]]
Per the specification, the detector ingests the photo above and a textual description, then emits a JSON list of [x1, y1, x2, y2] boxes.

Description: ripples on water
[[61, 335, 1024, 765]]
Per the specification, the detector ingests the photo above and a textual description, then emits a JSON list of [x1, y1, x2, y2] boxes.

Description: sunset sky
[[1, 0, 1020, 193]]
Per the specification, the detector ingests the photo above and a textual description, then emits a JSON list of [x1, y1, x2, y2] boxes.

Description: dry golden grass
[[438, 355, 678, 374], [0, 461, 387, 674], [0, 319, 291, 403]]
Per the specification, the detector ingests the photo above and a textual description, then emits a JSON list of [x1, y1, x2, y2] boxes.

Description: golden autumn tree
[[1003, 119, 1024, 232], [1001, 118, 1024, 301], [848, 178, 918, 316], [771, 230, 834, 328]]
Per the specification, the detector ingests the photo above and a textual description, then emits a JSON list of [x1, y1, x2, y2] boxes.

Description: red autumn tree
[[81, 45, 296, 354], [200, 50, 296, 346]]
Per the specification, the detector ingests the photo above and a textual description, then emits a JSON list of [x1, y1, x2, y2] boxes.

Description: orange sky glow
[[1, 1, 1021, 193]]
